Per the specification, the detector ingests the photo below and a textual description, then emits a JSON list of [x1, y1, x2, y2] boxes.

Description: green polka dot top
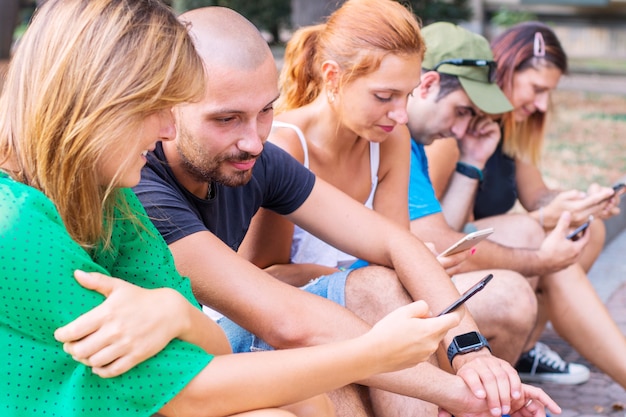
[[0, 172, 213, 416]]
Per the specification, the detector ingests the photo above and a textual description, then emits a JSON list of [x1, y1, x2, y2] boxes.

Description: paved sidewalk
[[531, 226, 626, 416]]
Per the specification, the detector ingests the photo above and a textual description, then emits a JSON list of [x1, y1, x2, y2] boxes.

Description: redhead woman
[[426, 21, 626, 389]]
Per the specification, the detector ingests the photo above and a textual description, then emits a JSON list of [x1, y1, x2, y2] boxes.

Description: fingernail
[[502, 405, 511, 414], [470, 247, 477, 255], [490, 407, 501, 416], [512, 391, 521, 399]]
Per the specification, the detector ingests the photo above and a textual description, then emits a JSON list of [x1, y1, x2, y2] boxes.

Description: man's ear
[[417, 71, 441, 98]]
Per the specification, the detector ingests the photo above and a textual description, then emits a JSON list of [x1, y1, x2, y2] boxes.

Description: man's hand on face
[[457, 115, 500, 168]]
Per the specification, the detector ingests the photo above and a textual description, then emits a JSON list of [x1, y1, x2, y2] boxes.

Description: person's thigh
[[472, 213, 544, 249], [344, 265, 412, 325], [452, 269, 536, 363], [218, 270, 351, 353]]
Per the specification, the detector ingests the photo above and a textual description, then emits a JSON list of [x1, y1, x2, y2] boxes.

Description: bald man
[[134, 6, 556, 417]]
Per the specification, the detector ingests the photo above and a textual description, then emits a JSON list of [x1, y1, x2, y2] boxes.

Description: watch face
[[456, 332, 482, 349]]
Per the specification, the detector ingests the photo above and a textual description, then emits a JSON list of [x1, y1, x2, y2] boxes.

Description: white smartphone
[[439, 228, 494, 257]]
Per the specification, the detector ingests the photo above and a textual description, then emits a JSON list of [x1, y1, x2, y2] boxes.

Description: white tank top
[[271, 121, 380, 269]]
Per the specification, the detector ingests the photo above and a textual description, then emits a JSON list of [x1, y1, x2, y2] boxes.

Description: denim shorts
[[217, 269, 350, 353]]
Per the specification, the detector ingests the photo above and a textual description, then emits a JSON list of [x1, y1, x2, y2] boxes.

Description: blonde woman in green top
[[0, 1, 463, 416]]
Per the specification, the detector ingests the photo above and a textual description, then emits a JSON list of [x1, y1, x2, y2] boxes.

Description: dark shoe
[[515, 342, 590, 385]]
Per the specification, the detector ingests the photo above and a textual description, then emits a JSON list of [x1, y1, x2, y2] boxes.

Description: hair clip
[[534, 32, 546, 58]]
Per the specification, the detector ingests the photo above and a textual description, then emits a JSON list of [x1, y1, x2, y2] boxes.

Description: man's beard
[[176, 133, 259, 188]]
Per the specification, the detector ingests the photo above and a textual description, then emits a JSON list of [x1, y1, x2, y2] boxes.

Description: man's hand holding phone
[[435, 229, 494, 276], [566, 215, 593, 241]]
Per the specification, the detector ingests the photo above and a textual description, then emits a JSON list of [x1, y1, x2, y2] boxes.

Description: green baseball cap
[[421, 22, 513, 114]]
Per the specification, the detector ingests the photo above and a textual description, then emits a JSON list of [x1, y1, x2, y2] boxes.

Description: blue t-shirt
[[408, 140, 442, 221], [352, 140, 442, 270], [134, 142, 316, 251]]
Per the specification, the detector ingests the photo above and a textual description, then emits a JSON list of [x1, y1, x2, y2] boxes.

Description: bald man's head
[[180, 7, 273, 71]]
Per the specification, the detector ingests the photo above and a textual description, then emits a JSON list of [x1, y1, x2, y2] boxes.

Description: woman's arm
[[54, 270, 231, 378], [374, 126, 412, 228], [159, 301, 464, 417], [425, 137, 459, 199], [515, 158, 614, 229]]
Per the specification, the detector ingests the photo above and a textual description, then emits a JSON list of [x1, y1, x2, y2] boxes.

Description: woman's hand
[[586, 182, 623, 220], [539, 186, 614, 229], [363, 300, 463, 372], [54, 270, 198, 377]]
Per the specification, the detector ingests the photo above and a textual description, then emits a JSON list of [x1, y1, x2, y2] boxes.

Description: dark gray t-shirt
[[134, 142, 316, 251]]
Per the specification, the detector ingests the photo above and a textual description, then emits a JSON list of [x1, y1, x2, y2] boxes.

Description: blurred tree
[[225, 0, 290, 43], [0, 0, 20, 59], [402, 0, 472, 25], [291, 0, 337, 28], [174, 0, 289, 43]]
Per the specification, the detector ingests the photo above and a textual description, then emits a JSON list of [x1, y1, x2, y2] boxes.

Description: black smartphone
[[566, 221, 590, 241], [436, 274, 494, 316]]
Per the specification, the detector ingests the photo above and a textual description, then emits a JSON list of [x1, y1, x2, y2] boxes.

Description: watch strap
[[447, 331, 491, 366], [455, 161, 483, 182]]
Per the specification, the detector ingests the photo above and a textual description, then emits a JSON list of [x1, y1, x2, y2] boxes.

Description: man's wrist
[[455, 162, 483, 183], [447, 331, 491, 366]]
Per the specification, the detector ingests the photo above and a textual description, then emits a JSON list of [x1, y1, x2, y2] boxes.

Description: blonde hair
[[491, 22, 567, 165], [0, 0, 205, 249], [278, 0, 424, 113]]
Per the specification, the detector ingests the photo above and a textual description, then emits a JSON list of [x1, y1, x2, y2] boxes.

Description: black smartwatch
[[447, 331, 491, 366], [455, 161, 483, 183]]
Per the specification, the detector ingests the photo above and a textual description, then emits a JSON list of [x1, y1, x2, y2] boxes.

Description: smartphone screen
[[436, 274, 494, 316]]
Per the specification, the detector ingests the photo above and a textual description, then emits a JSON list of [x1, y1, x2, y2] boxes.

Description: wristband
[[455, 161, 483, 183]]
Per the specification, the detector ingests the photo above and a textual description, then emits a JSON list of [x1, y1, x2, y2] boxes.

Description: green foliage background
[[172, 0, 472, 43], [173, 0, 289, 43]]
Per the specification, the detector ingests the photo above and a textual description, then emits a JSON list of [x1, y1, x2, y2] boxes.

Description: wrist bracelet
[[455, 162, 483, 182]]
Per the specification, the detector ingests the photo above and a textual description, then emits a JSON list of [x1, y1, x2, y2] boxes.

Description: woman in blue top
[[0, 1, 462, 416]]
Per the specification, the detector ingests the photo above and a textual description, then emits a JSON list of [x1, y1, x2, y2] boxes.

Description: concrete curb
[[601, 176, 626, 245]]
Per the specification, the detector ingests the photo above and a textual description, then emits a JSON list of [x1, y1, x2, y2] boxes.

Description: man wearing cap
[[405, 22, 591, 385]]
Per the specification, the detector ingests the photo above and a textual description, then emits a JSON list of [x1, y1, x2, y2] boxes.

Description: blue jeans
[[218, 269, 350, 352]]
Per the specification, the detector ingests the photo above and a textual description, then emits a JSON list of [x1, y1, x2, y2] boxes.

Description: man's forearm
[[462, 240, 553, 277], [440, 172, 481, 232]]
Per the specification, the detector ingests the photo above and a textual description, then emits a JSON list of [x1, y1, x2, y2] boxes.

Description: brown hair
[[278, 0, 424, 113], [492, 21, 567, 164], [0, 0, 205, 249]]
